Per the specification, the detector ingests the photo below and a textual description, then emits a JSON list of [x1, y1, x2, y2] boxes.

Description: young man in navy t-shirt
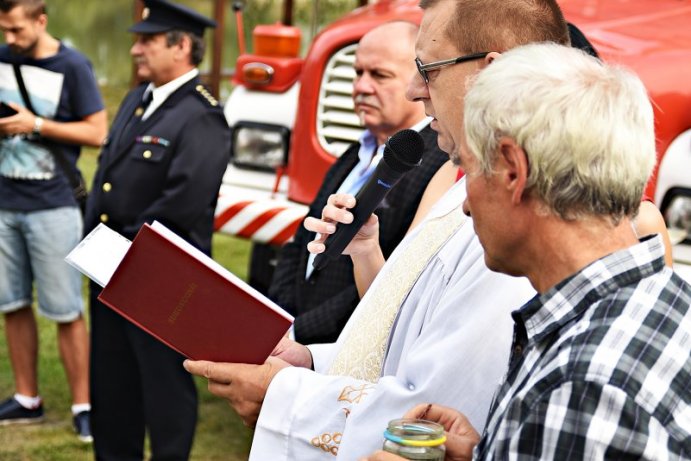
[[0, 0, 106, 442]]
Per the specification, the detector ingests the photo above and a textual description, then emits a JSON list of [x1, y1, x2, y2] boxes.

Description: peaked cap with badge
[[129, 0, 217, 36]]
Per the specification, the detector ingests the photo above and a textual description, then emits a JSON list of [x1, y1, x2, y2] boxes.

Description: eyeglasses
[[415, 52, 490, 84]]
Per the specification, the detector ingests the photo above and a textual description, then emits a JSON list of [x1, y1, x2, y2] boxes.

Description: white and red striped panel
[[214, 186, 309, 246]]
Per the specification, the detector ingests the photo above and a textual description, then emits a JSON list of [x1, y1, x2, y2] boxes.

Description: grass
[[0, 83, 256, 459]]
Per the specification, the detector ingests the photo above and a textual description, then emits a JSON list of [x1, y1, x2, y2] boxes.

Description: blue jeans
[[0, 207, 84, 322]]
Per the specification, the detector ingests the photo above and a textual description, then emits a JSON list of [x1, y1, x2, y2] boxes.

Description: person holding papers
[[82, 0, 230, 459]]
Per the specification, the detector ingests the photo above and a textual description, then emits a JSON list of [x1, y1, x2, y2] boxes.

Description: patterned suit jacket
[[84, 77, 231, 254], [269, 125, 447, 344]]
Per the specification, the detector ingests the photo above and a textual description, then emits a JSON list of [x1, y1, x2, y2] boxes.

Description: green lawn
[[0, 93, 256, 459]]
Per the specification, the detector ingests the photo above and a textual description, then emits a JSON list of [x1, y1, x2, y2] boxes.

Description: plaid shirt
[[475, 235, 691, 460]]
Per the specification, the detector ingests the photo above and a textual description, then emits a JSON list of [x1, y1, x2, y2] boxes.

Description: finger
[[403, 403, 433, 420], [326, 193, 356, 209], [183, 359, 231, 384], [307, 239, 325, 255], [183, 359, 207, 377], [321, 203, 354, 225], [304, 217, 336, 235]]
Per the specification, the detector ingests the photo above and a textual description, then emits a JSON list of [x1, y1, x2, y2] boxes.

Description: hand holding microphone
[[310, 129, 425, 270]]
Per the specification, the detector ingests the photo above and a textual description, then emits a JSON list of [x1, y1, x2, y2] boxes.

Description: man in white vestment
[[184, 1, 571, 459]]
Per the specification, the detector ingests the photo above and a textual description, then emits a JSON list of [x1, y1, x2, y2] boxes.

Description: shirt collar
[[142, 68, 199, 118], [514, 234, 667, 344], [357, 116, 432, 148], [354, 116, 431, 168]]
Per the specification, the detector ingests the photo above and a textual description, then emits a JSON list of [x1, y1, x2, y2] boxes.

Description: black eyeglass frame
[[415, 52, 490, 84]]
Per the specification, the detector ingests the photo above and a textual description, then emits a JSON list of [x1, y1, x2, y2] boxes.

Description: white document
[[65, 223, 132, 287]]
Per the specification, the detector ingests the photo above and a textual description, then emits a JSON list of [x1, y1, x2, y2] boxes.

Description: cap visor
[[128, 21, 171, 34]]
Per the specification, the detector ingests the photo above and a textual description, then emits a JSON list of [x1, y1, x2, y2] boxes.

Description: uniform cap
[[129, 0, 216, 37]]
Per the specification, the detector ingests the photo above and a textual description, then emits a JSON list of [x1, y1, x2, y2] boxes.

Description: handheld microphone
[[312, 128, 424, 271]]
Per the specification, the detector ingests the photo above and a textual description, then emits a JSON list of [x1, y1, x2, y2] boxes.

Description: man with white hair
[[365, 42, 691, 460]]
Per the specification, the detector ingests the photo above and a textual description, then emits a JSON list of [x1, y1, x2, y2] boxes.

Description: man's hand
[[183, 356, 290, 427], [0, 102, 37, 135], [404, 404, 480, 461], [271, 336, 313, 368], [361, 404, 479, 461], [304, 192, 380, 257]]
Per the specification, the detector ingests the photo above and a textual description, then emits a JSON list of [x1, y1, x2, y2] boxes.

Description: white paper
[[65, 223, 131, 287]]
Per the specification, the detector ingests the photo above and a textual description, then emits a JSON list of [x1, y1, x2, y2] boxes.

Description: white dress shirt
[[141, 68, 199, 121]]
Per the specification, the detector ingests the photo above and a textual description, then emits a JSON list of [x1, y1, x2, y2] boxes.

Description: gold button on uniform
[[102, 182, 112, 192], [143, 150, 152, 159], [99, 214, 109, 223]]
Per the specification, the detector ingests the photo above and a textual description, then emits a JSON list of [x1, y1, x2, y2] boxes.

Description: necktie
[[327, 205, 467, 382], [115, 90, 152, 149], [141, 90, 153, 112]]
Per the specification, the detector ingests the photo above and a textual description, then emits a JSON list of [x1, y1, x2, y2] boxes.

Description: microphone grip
[[312, 164, 404, 271]]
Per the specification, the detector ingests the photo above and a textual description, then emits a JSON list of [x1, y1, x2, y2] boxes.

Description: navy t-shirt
[[0, 42, 104, 211]]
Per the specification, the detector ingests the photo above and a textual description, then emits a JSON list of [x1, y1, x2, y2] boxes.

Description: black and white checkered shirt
[[475, 235, 691, 460]]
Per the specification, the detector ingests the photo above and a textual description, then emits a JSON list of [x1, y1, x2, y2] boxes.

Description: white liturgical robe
[[249, 179, 536, 460]]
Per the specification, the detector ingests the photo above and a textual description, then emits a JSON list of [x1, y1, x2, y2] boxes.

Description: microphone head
[[383, 129, 424, 173]]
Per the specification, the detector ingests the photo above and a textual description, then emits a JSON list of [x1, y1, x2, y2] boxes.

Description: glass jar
[[382, 418, 446, 460]]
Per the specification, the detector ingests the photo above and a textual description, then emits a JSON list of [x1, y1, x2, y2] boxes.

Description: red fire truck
[[215, 0, 691, 288]]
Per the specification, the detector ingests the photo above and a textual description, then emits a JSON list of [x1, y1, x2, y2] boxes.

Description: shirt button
[[143, 150, 152, 159], [102, 182, 112, 192], [99, 213, 109, 223], [513, 345, 523, 355]]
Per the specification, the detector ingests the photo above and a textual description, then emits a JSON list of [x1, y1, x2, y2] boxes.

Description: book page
[[150, 221, 294, 321], [65, 223, 131, 287]]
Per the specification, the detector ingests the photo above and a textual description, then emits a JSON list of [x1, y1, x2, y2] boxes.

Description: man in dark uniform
[[83, 0, 231, 458]]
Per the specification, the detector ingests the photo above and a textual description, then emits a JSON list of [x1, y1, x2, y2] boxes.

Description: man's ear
[[497, 137, 528, 205], [174, 34, 192, 61], [485, 51, 502, 66], [36, 13, 48, 30]]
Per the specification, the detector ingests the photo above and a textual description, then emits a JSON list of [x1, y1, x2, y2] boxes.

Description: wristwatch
[[33, 116, 43, 135]]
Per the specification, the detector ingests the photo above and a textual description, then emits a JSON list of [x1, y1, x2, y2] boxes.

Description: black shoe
[[0, 396, 44, 426], [73, 410, 93, 443]]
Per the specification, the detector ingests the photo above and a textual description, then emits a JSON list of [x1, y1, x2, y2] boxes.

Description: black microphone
[[312, 128, 424, 271]]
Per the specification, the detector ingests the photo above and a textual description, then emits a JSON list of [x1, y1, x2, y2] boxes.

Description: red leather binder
[[98, 223, 293, 364]]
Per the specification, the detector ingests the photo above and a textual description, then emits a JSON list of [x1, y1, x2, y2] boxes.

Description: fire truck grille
[[316, 43, 364, 157]]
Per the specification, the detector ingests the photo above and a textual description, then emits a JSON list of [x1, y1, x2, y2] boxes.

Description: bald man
[[268, 21, 448, 344]]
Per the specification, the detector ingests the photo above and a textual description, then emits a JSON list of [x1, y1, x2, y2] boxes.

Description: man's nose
[[3, 32, 15, 45], [406, 72, 428, 102], [130, 42, 141, 56], [462, 199, 471, 217], [353, 75, 374, 94]]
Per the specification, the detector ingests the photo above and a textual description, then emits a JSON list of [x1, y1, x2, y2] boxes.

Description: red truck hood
[[561, 0, 691, 58]]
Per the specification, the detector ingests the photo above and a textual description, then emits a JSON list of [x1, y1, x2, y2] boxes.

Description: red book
[[97, 222, 293, 364]]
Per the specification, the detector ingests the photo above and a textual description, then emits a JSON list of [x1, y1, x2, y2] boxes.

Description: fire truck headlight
[[231, 121, 290, 171], [663, 190, 691, 244]]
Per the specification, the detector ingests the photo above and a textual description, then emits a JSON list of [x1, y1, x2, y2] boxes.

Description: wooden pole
[[282, 0, 293, 25], [209, 0, 226, 98], [131, 0, 145, 88]]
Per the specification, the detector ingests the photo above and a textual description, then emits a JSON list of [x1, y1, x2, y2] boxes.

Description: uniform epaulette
[[195, 84, 219, 107]]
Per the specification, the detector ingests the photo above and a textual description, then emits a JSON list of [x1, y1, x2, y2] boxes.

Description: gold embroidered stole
[[327, 206, 467, 382]]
